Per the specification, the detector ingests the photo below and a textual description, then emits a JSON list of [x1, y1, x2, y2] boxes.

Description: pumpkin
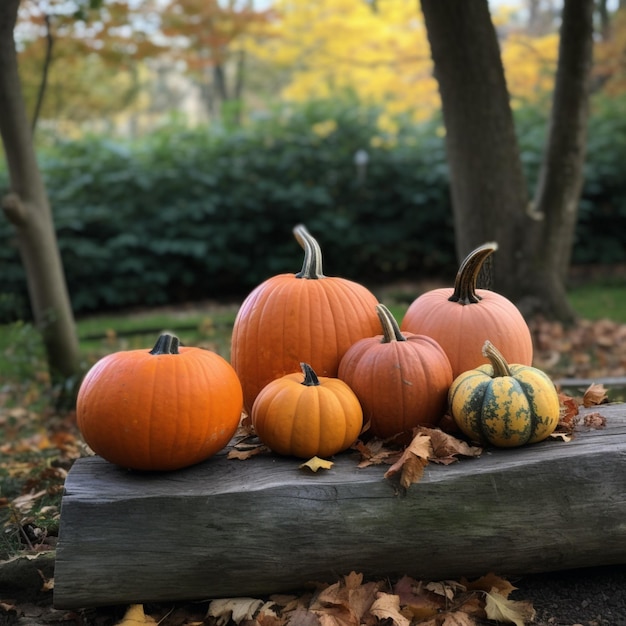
[[251, 362, 363, 458], [338, 304, 453, 440], [400, 242, 533, 378], [448, 340, 560, 447], [231, 224, 380, 413], [76, 333, 243, 471]]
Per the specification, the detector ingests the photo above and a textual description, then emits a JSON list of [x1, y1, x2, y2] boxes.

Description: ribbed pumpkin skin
[[77, 336, 243, 471], [231, 226, 380, 413], [338, 305, 453, 439], [251, 364, 363, 458], [448, 346, 560, 447], [400, 243, 533, 378], [401, 288, 533, 379]]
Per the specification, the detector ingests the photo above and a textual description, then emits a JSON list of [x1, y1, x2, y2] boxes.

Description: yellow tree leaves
[[249, 0, 439, 124], [248, 0, 562, 127]]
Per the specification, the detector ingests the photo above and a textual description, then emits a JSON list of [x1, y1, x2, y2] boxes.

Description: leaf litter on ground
[[0, 315, 621, 625]]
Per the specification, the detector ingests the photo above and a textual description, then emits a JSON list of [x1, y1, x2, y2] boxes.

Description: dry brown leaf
[[393, 576, 443, 620], [312, 572, 379, 625], [227, 445, 269, 460], [369, 592, 410, 626], [10, 489, 48, 514], [556, 392, 580, 435], [425, 580, 466, 601], [420, 612, 476, 626], [384, 433, 432, 488], [583, 411, 607, 429], [299, 457, 334, 472], [207, 598, 263, 625], [483, 589, 535, 626], [462, 573, 516, 598], [352, 439, 401, 468], [284, 607, 321, 626], [582, 383, 609, 407], [414, 427, 482, 464]]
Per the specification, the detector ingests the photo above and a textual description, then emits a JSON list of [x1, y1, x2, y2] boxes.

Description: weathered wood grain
[[54, 404, 626, 609]]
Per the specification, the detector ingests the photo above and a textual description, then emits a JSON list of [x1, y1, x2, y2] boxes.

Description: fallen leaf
[[207, 598, 263, 625], [384, 433, 432, 488], [393, 576, 443, 620], [483, 589, 535, 626], [414, 427, 482, 464], [352, 439, 400, 468], [420, 612, 476, 626], [227, 445, 269, 460], [284, 607, 321, 625], [463, 573, 516, 598], [312, 571, 379, 624], [583, 411, 606, 429], [38, 570, 54, 592], [369, 592, 410, 626], [299, 457, 334, 472], [425, 580, 466, 601], [556, 392, 580, 435], [115, 605, 157, 626], [10, 489, 48, 514], [582, 383, 608, 407]]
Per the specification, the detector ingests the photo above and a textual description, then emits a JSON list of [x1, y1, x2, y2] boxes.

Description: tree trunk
[[0, 0, 80, 382], [521, 0, 594, 322], [420, 0, 593, 323], [420, 0, 529, 302]]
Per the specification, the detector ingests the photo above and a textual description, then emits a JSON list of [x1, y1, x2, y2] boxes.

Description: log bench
[[53, 403, 626, 609]]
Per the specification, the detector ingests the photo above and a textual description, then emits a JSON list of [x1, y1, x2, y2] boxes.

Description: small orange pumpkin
[[401, 242, 533, 378], [338, 304, 453, 439], [231, 225, 380, 414], [251, 362, 363, 459], [76, 334, 243, 471]]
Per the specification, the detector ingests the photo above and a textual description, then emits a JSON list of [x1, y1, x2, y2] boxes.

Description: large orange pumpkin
[[338, 304, 453, 439], [400, 242, 533, 378], [77, 333, 243, 471], [251, 362, 363, 459], [231, 225, 380, 414]]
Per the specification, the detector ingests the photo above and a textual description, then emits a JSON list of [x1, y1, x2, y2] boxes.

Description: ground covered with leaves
[[1, 315, 626, 626]]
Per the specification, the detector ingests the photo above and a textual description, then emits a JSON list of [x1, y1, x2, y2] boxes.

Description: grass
[[568, 282, 626, 323]]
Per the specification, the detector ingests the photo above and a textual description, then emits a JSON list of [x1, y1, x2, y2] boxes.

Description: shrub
[[1, 95, 625, 322]]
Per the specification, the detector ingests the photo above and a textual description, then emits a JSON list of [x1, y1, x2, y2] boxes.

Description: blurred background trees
[[3, 0, 626, 380]]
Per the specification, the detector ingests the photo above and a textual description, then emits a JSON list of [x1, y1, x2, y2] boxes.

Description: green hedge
[[1, 96, 626, 322]]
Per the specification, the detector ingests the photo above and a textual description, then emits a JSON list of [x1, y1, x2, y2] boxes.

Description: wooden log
[[53, 403, 626, 609]]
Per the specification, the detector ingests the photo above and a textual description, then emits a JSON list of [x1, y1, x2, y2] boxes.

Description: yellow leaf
[[115, 605, 157, 626], [484, 589, 535, 626], [299, 456, 334, 472]]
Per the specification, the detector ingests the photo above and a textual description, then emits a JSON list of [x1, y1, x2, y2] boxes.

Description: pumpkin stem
[[293, 224, 325, 280], [376, 304, 406, 343], [448, 242, 498, 305], [482, 340, 512, 377], [150, 333, 180, 355], [300, 362, 321, 386]]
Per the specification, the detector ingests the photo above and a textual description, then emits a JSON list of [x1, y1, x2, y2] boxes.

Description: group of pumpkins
[[76, 225, 561, 472]]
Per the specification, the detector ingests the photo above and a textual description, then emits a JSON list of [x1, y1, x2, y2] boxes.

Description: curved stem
[[293, 224, 325, 279], [300, 362, 320, 386], [150, 333, 180, 355], [376, 303, 406, 343], [448, 242, 498, 305], [482, 340, 512, 377]]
